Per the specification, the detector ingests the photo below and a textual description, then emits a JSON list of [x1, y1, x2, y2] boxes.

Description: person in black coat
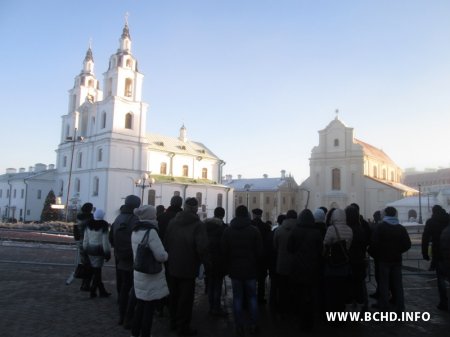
[[204, 207, 228, 316], [157, 195, 183, 243], [221, 205, 263, 336], [422, 205, 450, 311], [370, 207, 411, 313], [287, 209, 323, 331], [345, 205, 370, 310], [251, 208, 272, 305]]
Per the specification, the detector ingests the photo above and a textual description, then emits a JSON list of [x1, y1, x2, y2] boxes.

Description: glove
[[423, 254, 430, 261]]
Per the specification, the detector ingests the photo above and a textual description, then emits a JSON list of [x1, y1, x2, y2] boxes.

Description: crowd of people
[[72, 196, 450, 337]]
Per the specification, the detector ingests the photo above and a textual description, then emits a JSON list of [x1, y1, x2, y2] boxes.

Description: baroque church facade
[[55, 23, 233, 222], [300, 117, 417, 219]]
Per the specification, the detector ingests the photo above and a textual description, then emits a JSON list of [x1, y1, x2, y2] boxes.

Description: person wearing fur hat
[[164, 197, 209, 336], [74, 202, 94, 291], [83, 209, 111, 298], [131, 205, 169, 337]]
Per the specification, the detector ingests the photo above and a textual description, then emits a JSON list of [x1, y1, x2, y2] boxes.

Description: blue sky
[[1, 0, 450, 183]]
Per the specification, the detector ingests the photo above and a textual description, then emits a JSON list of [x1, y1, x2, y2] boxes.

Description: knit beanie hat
[[94, 209, 105, 220], [134, 205, 157, 221], [184, 197, 199, 213], [170, 195, 183, 207]]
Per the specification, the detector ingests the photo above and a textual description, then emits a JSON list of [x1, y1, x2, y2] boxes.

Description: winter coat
[[164, 210, 209, 279], [157, 205, 183, 243], [323, 209, 353, 250], [422, 210, 449, 261], [370, 219, 411, 264], [287, 221, 323, 285], [109, 196, 141, 271], [221, 216, 263, 280], [132, 220, 169, 301], [252, 218, 272, 275], [273, 218, 297, 275], [83, 219, 111, 268], [439, 225, 450, 273], [348, 222, 370, 265], [73, 212, 92, 241], [204, 217, 227, 278]]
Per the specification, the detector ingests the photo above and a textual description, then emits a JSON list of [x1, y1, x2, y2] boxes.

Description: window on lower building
[[202, 168, 208, 179], [77, 152, 83, 168], [97, 148, 103, 162], [217, 193, 223, 208], [37, 190, 42, 199], [332, 168, 341, 190], [182, 165, 189, 177], [160, 162, 167, 175], [93, 177, 99, 196], [125, 112, 133, 129], [21, 189, 24, 199], [75, 178, 80, 193], [148, 189, 156, 206], [196, 192, 202, 206]]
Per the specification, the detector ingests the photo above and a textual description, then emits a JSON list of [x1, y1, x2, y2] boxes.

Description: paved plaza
[[0, 231, 449, 337]]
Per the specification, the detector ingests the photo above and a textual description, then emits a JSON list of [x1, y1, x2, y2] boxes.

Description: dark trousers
[[207, 276, 224, 312], [117, 269, 133, 323], [268, 272, 280, 311], [293, 283, 319, 330], [131, 299, 156, 337], [436, 262, 448, 307], [257, 274, 267, 303], [378, 262, 404, 312], [90, 267, 106, 295], [168, 275, 196, 332], [278, 274, 294, 314]]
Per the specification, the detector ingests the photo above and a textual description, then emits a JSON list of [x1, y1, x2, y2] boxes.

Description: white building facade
[[52, 23, 233, 222], [301, 117, 417, 219]]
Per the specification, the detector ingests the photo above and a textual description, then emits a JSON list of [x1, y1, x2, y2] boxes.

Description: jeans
[[231, 278, 258, 327], [378, 262, 405, 312]]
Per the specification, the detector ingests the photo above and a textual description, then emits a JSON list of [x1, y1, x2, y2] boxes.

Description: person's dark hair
[[214, 207, 225, 218], [384, 206, 397, 217], [170, 195, 183, 207], [350, 203, 360, 212], [325, 207, 336, 227], [81, 202, 94, 214], [286, 209, 298, 219], [156, 205, 165, 217], [319, 206, 328, 215], [345, 205, 360, 228], [298, 209, 315, 227], [373, 210, 381, 223], [277, 214, 286, 225], [236, 205, 249, 218]]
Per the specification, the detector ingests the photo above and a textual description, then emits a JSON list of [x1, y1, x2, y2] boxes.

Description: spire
[[84, 46, 93, 63], [122, 12, 131, 40]]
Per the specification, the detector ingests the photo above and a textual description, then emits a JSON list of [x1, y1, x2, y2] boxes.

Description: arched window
[[124, 78, 133, 97], [107, 78, 112, 96], [196, 192, 202, 206], [126, 59, 132, 68], [125, 113, 132, 129], [238, 196, 243, 204], [217, 193, 223, 207], [182, 165, 189, 177], [332, 168, 341, 190], [373, 166, 378, 178], [202, 168, 208, 179], [62, 156, 67, 168], [75, 178, 80, 193], [93, 177, 99, 196], [160, 162, 167, 175], [390, 171, 395, 182], [334, 138, 339, 147], [148, 189, 156, 206], [382, 169, 387, 180], [77, 152, 83, 168], [59, 180, 64, 196], [88, 79, 94, 88], [97, 148, 103, 162], [101, 112, 106, 129]]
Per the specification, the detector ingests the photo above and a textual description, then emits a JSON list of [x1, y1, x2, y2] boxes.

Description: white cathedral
[[0, 23, 233, 223]]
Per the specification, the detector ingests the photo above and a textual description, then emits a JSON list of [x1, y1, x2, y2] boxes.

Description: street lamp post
[[65, 128, 84, 222], [135, 172, 155, 204], [418, 184, 422, 224], [244, 184, 252, 210]]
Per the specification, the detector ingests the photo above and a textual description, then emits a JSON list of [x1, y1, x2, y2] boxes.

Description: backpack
[[113, 215, 134, 261], [325, 225, 350, 267]]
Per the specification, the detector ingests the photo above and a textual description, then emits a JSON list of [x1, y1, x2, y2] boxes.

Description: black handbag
[[74, 263, 91, 279], [133, 228, 162, 275], [85, 244, 104, 256], [325, 225, 350, 267]]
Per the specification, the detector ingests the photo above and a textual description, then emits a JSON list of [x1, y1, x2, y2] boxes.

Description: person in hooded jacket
[[109, 195, 141, 326], [439, 221, 450, 311], [203, 207, 228, 316], [370, 207, 411, 313], [83, 209, 111, 298], [323, 208, 353, 312], [131, 205, 169, 337], [164, 197, 209, 336], [273, 209, 297, 316], [287, 209, 323, 331], [221, 205, 263, 337], [74, 202, 94, 291], [422, 205, 450, 311]]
